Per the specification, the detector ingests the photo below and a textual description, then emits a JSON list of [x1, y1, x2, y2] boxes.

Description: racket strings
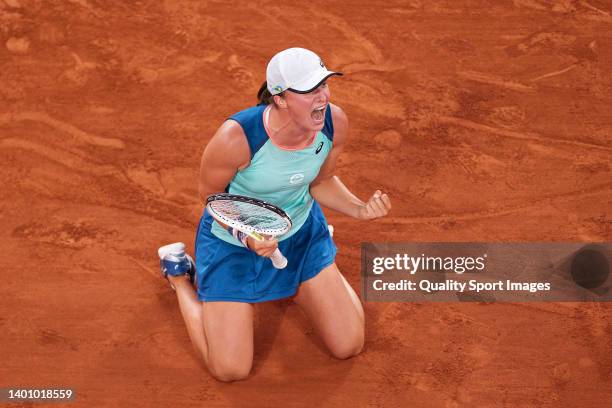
[[209, 200, 289, 233]]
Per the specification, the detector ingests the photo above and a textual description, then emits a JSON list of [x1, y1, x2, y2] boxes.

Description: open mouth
[[311, 105, 326, 122]]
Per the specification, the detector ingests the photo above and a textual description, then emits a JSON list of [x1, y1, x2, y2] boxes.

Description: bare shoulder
[[329, 103, 348, 127], [329, 103, 348, 145], [206, 119, 251, 168], [213, 120, 249, 151]]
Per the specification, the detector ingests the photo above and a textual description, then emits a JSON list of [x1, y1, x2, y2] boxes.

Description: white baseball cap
[[266, 48, 342, 95]]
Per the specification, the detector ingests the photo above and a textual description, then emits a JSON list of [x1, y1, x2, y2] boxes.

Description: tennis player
[[158, 47, 391, 382]]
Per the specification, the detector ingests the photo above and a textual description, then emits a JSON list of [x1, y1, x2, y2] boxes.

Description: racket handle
[[246, 231, 287, 269], [270, 248, 288, 269]]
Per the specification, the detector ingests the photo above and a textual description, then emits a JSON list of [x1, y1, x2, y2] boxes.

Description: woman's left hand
[[356, 190, 391, 220]]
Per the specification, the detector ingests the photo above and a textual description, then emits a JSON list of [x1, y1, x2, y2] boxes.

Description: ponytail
[[257, 81, 275, 105]]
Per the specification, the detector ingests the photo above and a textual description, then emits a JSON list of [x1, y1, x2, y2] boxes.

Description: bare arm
[[310, 104, 391, 219], [198, 120, 250, 203]]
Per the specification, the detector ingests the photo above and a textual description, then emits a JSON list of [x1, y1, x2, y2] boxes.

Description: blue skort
[[194, 201, 336, 303]]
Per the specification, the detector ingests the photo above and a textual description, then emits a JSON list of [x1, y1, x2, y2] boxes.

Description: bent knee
[[209, 359, 252, 382], [328, 331, 364, 360], [210, 365, 251, 382]]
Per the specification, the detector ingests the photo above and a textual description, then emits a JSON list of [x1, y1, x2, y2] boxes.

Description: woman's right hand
[[246, 236, 279, 258]]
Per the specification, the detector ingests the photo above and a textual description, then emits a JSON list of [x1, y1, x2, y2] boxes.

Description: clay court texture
[[1, 0, 611, 407]]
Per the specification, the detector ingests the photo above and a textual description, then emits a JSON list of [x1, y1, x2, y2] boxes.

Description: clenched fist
[[356, 190, 391, 220]]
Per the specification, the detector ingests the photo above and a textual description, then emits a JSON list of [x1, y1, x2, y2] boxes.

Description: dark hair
[[257, 81, 279, 105]]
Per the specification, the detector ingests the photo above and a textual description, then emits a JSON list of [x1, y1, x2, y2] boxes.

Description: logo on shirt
[[289, 173, 305, 185], [315, 142, 324, 154]]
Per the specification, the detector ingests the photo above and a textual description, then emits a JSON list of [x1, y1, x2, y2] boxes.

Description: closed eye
[[308, 82, 328, 94]]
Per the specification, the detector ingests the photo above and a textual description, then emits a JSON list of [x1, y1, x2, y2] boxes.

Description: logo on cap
[[272, 85, 283, 93]]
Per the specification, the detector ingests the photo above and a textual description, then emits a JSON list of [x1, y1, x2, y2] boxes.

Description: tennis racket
[[206, 193, 292, 269]]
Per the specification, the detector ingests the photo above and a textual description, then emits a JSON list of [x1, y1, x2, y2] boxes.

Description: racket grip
[[270, 248, 288, 269]]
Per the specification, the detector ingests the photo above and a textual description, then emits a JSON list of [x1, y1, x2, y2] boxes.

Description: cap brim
[[288, 72, 343, 94]]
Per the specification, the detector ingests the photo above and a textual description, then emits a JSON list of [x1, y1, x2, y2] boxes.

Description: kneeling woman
[[159, 48, 391, 382]]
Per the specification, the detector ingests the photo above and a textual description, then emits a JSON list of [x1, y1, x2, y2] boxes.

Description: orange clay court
[[0, 1, 610, 407]]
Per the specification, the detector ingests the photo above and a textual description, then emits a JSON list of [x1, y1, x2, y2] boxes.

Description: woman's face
[[281, 82, 331, 132]]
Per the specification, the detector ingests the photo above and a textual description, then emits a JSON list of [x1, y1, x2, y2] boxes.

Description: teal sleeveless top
[[210, 104, 334, 245]]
